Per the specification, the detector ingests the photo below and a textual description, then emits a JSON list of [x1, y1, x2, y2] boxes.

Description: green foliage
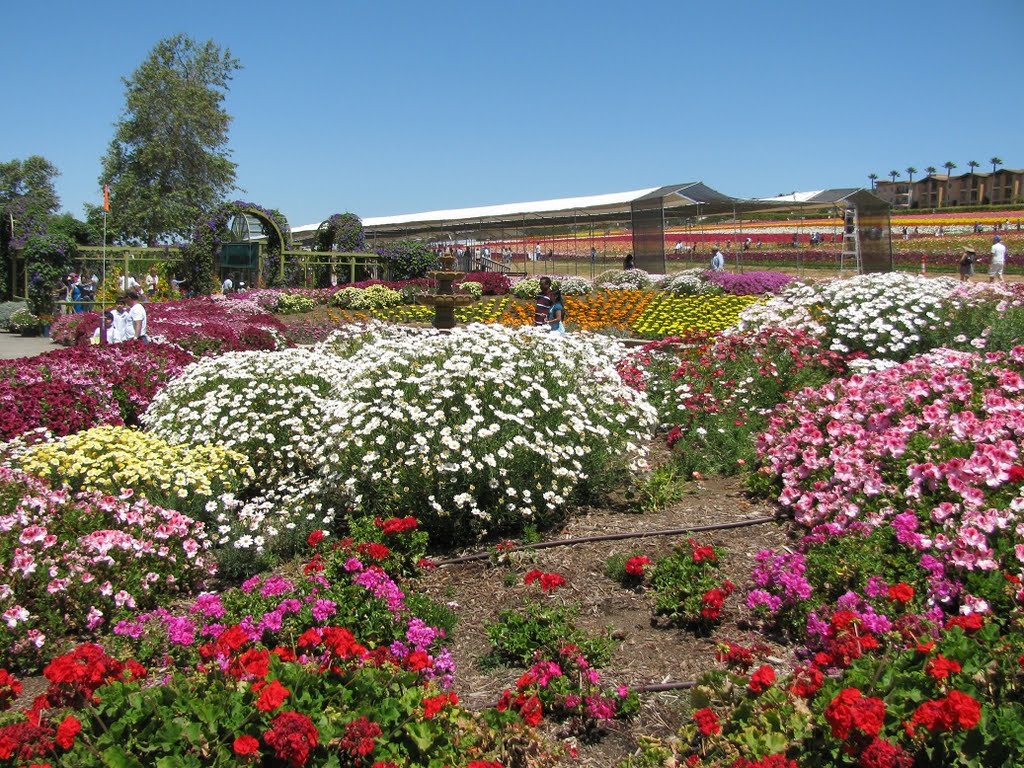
[[274, 293, 316, 314], [650, 540, 733, 629], [22, 233, 74, 316], [0, 156, 61, 280], [511, 278, 542, 300], [375, 239, 437, 280], [6, 307, 38, 333], [179, 201, 289, 295], [483, 601, 615, 668], [100, 35, 241, 244], [0, 301, 28, 330], [631, 463, 690, 512]]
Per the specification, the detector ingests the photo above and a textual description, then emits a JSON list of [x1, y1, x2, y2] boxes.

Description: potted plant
[[8, 308, 40, 336]]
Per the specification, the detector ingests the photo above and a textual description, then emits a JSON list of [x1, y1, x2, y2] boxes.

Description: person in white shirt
[[112, 296, 132, 341], [989, 235, 1008, 283], [125, 290, 148, 341], [711, 249, 726, 272], [222, 275, 234, 294], [144, 266, 159, 296], [91, 310, 122, 344]]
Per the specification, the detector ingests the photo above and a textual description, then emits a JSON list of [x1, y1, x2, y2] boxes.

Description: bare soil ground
[[415, 475, 794, 766]]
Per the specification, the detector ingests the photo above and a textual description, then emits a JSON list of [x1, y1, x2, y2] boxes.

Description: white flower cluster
[[736, 273, 959, 360], [143, 323, 657, 552], [558, 276, 593, 296], [662, 270, 722, 296], [595, 269, 654, 290], [144, 348, 350, 483], [307, 323, 658, 541]]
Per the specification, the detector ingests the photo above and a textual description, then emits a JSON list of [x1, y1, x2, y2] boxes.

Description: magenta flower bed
[[0, 342, 195, 441], [703, 270, 794, 295], [53, 296, 291, 356]]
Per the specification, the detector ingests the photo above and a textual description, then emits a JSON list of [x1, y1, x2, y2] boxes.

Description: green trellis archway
[[293, 212, 380, 286], [181, 201, 291, 294]]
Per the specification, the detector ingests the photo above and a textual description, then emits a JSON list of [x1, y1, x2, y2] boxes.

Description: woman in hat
[[959, 246, 976, 282]]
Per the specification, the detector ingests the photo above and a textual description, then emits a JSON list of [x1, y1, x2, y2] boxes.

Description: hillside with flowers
[[4, 270, 1024, 766]]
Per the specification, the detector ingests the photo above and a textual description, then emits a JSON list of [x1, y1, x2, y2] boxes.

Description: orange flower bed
[[501, 290, 653, 332], [569, 290, 653, 333]]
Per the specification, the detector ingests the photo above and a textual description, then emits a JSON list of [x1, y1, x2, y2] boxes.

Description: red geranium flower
[[255, 679, 290, 712], [263, 711, 318, 767], [233, 734, 261, 755], [54, 716, 81, 750], [748, 665, 776, 694], [925, 654, 962, 681], [624, 556, 651, 577], [692, 707, 721, 736], [887, 583, 914, 604]]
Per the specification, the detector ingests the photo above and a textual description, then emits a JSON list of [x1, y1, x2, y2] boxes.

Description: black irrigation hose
[[431, 515, 778, 566], [635, 681, 697, 693]]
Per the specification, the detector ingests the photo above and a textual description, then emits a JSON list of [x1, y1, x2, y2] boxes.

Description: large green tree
[[100, 35, 241, 245], [0, 156, 61, 299]]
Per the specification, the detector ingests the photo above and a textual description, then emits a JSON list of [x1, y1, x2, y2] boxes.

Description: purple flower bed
[[703, 270, 794, 295]]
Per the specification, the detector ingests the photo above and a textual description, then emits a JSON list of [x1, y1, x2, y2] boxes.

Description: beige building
[[876, 169, 1024, 208]]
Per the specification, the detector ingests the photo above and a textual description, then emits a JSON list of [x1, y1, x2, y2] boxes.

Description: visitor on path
[[990, 235, 1007, 283], [623, 253, 635, 270], [711, 249, 725, 272], [959, 247, 976, 282], [222, 274, 234, 294], [144, 266, 159, 297], [534, 244, 542, 262], [547, 288, 566, 335], [113, 296, 132, 341], [125, 290, 148, 342], [91, 310, 122, 345], [534, 276, 554, 327]]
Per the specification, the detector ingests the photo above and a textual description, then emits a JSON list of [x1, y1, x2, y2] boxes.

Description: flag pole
[[101, 185, 109, 344]]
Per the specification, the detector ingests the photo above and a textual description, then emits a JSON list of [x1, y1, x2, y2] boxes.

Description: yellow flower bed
[[16, 425, 253, 519], [631, 293, 759, 337]]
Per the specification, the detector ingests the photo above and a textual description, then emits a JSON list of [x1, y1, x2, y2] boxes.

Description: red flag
[[103, 185, 110, 212]]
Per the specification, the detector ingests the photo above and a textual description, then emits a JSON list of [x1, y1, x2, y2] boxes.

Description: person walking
[[711, 248, 725, 272], [990, 235, 1007, 283], [959, 247, 976, 282]]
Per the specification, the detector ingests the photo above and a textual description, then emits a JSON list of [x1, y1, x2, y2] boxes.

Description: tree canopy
[[0, 156, 60, 247], [100, 35, 241, 245], [0, 155, 61, 300]]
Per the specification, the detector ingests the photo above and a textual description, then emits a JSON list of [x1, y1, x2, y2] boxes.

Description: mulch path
[[413, 474, 796, 766]]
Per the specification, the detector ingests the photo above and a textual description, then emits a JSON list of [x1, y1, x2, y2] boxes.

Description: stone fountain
[[419, 251, 473, 330]]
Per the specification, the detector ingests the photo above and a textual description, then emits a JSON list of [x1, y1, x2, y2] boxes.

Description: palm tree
[[925, 166, 937, 175], [906, 167, 918, 207], [868, 173, 878, 189], [943, 161, 957, 206], [906, 166, 917, 183], [889, 170, 900, 183], [991, 156, 1003, 174], [967, 161, 980, 202]]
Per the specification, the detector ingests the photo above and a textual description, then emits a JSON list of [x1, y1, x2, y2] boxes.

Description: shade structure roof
[[292, 183, 887, 242]]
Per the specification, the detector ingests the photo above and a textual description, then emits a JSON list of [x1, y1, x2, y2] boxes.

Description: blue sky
[[4, 0, 1022, 228]]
